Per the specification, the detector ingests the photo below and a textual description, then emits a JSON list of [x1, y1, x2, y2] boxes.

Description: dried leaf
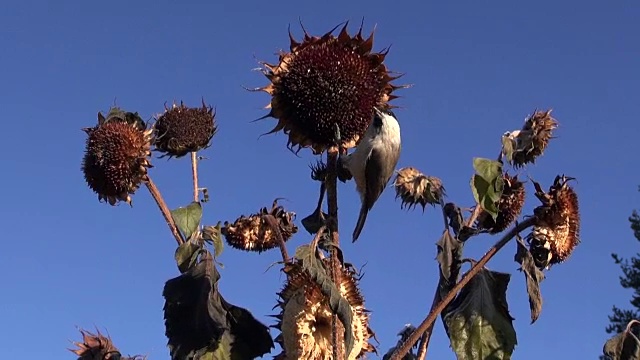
[[436, 230, 464, 295], [294, 244, 355, 357], [443, 268, 517, 360], [163, 252, 273, 360], [470, 158, 504, 221], [501, 133, 516, 164], [514, 235, 545, 323], [171, 201, 203, 239], [603, 321, 640, 360], [202, 223, 224, 259], [174, 242, 202, 273]]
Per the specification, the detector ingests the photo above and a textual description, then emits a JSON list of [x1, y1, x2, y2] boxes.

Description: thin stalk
[[388, 217, 536, 360], [145, 177, 185, 245], [263, 214, 290, 263], [326, 148, 344, 360], [191, 152, 199, 202]]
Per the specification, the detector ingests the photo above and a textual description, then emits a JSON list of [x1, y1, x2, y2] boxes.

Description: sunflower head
[[393, 167, 445, 210], [504, 109, 558, 168], [257, 22, 406, 154], [69, 329, 126, 360], [476, 173, 525, 234], [274, 261, 375, 360], [82, 108, 153, 206], [154, 100, 217, 158], [221, 199, 298, 253], [527, 175, 580, 269]]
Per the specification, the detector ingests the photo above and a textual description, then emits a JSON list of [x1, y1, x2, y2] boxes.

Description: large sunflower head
[[81, 108, 153, 206], [274, 261, 375, 359], [527, 175, 581, 269], [257, 22, 406, 154]]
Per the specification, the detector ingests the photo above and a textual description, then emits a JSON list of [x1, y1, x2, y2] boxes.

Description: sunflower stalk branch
[[190, 152, 199, 203], [326, 148, 345, 360], [144, 178, 185, 245], [263, 214, 290, 263], [389, 216, 537, 360]]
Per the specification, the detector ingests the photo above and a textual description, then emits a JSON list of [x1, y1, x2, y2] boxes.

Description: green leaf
[[471, 158, 504, 220], [175, 242, 201, 273], [163, 252, 274, 360], [171, 201, 203, 239], [514, 235, 545, 323], [203, 223, 224, 259], [294, 243, 355, 358], [604, 323, 640, 360], [443, 268, 517, 360]]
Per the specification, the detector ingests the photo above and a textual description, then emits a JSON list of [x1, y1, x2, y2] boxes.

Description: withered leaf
[[171, 201, 203, 239], [470, 158, 504, 221], [603, 321, 640, 360], [501, 133, 516, 164], [443, 268, 517, 360], [436, 230, 464, 295], [174, 241, 202, 274], [202, 222, 224, 259], [163, 251, 273, 360], [294, 244, 354, 357], [514, 235, 545, 323]]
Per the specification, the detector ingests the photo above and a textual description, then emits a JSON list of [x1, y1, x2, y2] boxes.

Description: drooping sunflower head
[[257, 22, 406, 154], [393, 167, 445, 211], [504, 109, 558, 168], [274, 261, 375, 360], [81, 108, 153, 206], [527, 175, 580, 269], [221, 199, 298, 253], [69, 328, 132, 360], [476, 173, 525, 234], [153, 100, 217, 158]]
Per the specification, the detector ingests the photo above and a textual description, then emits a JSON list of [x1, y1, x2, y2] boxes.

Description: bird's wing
[[364, 147, 393, 211]]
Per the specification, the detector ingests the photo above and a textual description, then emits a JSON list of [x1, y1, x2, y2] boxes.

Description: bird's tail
[[352, 204, 369, 242]]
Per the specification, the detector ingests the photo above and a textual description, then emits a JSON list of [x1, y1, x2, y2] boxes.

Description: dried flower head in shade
[[154, 100, 217, 158], [393, 167, 445, 210], [274, 261, 375, 360], [527, 175, 580, 270], [70, 328, 145, 360], [256, 22, 406, 154], [476, 174, 525, 234], [221, 200, 298, 253], [82, 108, 153, 206], [502, 109, 558, 168]]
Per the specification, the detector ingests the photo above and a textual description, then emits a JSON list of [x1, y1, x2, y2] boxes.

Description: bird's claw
[[333, 123, 341, 144]]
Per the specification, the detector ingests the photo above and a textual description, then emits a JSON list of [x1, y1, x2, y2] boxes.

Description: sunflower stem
[[145, 178, 185, 245], [389, 216, 537, 360], [191, 152, 199, 203], [326, 148, 345, 360], [263, 214, 290, 263]]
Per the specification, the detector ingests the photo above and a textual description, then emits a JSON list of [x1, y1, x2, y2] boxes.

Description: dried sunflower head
[[82, 108, 153, 206], [503, 109, 558, 168], [154, 100, 217, 158], [257, 22, 406, 154], [221, 200, 297, 252], [393, 167, 444, 210], [69, 328, 145, 360], [527, 175, 580, 269], [274, 261, 375, 360], [476, 174, 525, 234]]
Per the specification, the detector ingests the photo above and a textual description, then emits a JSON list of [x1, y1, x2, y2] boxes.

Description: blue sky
[[1, 0, 639, 359]]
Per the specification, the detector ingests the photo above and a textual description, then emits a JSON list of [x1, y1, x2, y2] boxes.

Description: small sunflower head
[[503, 109, 558, 168], [393, 167, 445, 210], [527, 175, 580, 269], [70, 328, 143, 360], [476, 174, 525, 234], [82, 108, 153, 206], [154, 100, 217, 158], [274, 261, 375, 360], [221, 199, 298, 253], [257, 22, 406, 154]]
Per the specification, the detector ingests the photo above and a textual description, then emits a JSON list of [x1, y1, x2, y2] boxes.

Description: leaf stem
[[388, 216, 536, 360], [326, 147, 345, 360], [191, 152, 199, 202], [145, 177, 185, 245]]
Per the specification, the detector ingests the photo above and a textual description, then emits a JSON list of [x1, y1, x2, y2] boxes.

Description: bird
[[339, 107, 402, 242]]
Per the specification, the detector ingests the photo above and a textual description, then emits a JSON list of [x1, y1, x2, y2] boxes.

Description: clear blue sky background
[[1, 1, 638, 359]]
